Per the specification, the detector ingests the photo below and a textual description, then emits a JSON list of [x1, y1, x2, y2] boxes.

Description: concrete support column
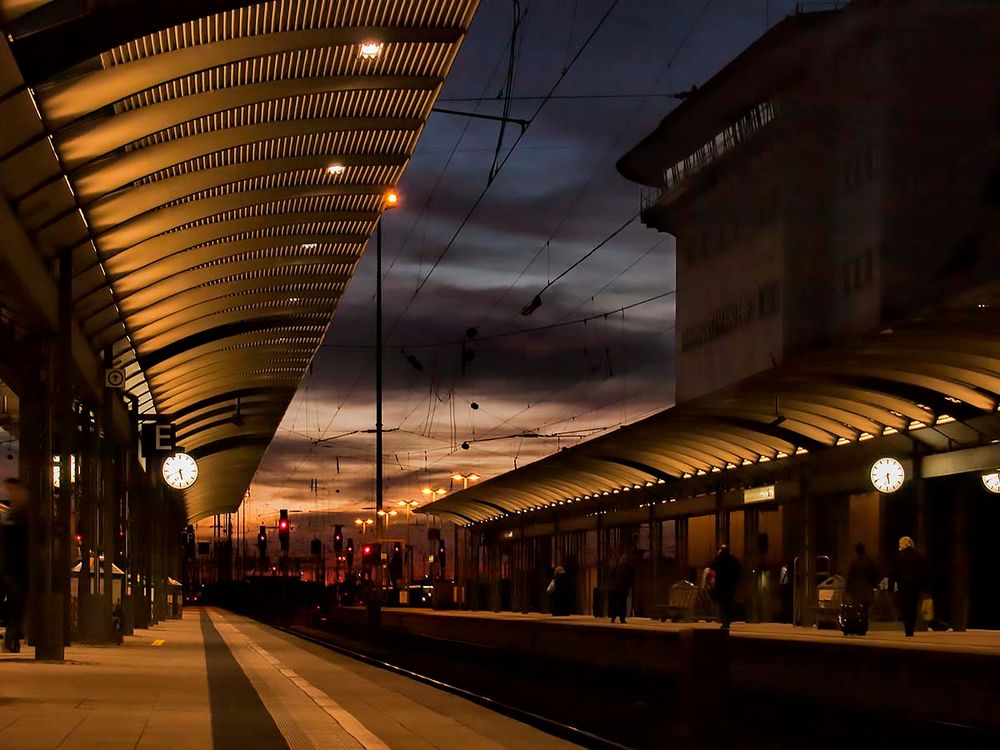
[[650, 509, 661, 610], [152, 478, 168, 623], [914, 452, 929, 555], [77, 418, 98, 642], [23, 370, 57, 655], [951, 489, 970, 631], [799, 486, 817, 627], [744, 507, 761, 622], [715, 488, 730, 548], [675, 516, 689, 582]]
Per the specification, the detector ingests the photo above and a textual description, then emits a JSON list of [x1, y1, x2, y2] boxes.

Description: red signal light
[[363, 545, 371, 555], [279, 519, 289, 530]]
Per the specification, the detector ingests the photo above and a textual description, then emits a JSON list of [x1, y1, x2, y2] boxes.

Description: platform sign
[[743, 484, 776, 504], [140, 422, 176, 456]]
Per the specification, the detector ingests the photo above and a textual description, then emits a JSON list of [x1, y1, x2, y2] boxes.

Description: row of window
[[660, 100, 777, 193]]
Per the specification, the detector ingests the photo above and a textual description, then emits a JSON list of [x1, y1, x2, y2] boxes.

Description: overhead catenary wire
[[524, 211, 640, 305], [386, 0, 624, 338], [320, 290, 674, 351]]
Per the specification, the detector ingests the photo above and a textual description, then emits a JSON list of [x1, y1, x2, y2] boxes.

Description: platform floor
[[0, 609, 579, 750], [385, 608, 1000, 654]]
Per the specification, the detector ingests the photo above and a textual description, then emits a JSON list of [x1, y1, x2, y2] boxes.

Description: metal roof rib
[[10, 0, 480, 520]]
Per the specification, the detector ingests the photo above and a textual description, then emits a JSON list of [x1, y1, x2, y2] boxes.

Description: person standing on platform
[[845, 542, 879, 628], [709, 544, 742, 631], [608, 554, 634, 624], [1, 478, 29, 653], [889, 536, 928, 637], [547, 565, 570, 616]]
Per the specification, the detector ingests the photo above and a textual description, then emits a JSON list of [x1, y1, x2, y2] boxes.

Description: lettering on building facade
[[681, 280, 780, 352]]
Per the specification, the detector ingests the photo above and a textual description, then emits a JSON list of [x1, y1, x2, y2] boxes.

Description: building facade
[[618, 0, 1000, 402]]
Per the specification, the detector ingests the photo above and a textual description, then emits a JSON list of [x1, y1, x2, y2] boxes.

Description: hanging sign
[[743, 485, 776, 504]]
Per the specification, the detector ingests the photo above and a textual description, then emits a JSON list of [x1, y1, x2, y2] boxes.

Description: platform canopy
[[422, 301, 1000, 526], [0, 0, 478, 520]]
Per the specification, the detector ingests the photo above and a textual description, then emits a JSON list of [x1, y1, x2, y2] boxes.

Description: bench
[[651, 580, 717, 623]]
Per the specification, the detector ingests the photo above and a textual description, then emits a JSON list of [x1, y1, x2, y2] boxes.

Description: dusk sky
[[242, 0, 801, 533]]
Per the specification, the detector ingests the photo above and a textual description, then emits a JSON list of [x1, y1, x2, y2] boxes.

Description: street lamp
[[375, 189, 400, 537], [376, 509, 398, 527], [421, 487, 446, 498], [451, 472, 481, 491], [354, 517, 374, 535], [397, 499, 420, 518]]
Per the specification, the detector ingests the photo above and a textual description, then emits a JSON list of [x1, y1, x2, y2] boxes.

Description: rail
[[280, 624, 636, 750]]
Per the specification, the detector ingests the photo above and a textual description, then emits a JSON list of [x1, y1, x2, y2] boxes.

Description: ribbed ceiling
[[424, 308, 1000, 525], [0, 0, 479, 521]]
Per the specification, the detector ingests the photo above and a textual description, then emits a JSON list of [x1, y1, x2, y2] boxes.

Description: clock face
[[982, 472, 1000, 494], [870, 457, 905, 493], [162, 452, 198, 490]]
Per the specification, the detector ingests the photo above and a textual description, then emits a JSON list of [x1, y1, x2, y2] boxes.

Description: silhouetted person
[[608, 554, 634, 624], [889, 536, 928, 637], [709, 545, 742, 631], [1, 478, 29, 653], [547, 565, 570, 616], [389, 548, 404, 590], [845, 542, 879, 627]]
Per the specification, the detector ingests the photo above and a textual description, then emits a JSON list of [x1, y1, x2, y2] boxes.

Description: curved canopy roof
[[423, 305, 1000, 525], [0, 0, 478, 521]]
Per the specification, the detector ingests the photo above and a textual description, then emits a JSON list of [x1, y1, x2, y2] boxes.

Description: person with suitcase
[[842, 542, 879, 635]]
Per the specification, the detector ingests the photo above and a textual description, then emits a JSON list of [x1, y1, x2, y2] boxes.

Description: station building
[[424, 0, 1000, 629]]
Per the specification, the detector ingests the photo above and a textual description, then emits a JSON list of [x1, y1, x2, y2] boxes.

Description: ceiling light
[[359, 41, 384, 59], [326, 163, 345, 175], [301, 242, 318, 250]]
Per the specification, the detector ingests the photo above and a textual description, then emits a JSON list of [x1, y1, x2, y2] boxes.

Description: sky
[[240, 0, 802, 543]]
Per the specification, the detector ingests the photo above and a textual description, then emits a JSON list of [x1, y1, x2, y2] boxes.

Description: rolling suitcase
[[839, 603, 868, 636]]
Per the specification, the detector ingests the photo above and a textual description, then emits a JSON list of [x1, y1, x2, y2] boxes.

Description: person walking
[[845, 542, 879, 629], [1, 478, 29, 653], [709, 544, 742, 631], [608, 554, 634, 624], [889, 536, 928, 637]]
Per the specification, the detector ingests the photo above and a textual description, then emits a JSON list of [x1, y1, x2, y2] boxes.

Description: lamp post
[[397, 499, 420, 521], [449, 473, 479, 595], [375, 190, 399, 537], [451, 472, 481, 491], [376, 509, 398, 528], [354, 517, 374, 536]]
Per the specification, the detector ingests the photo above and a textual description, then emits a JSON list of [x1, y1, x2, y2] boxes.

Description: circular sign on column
[[162, 452, 198, 490]]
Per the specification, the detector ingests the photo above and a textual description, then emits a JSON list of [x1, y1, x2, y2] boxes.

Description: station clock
[[870, 457, 905, 493], [162, 452, 199, 490], [981, 472, 1000, 494]]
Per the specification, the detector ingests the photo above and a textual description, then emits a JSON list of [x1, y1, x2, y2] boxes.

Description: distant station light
[[358, 41, 383, 59]]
